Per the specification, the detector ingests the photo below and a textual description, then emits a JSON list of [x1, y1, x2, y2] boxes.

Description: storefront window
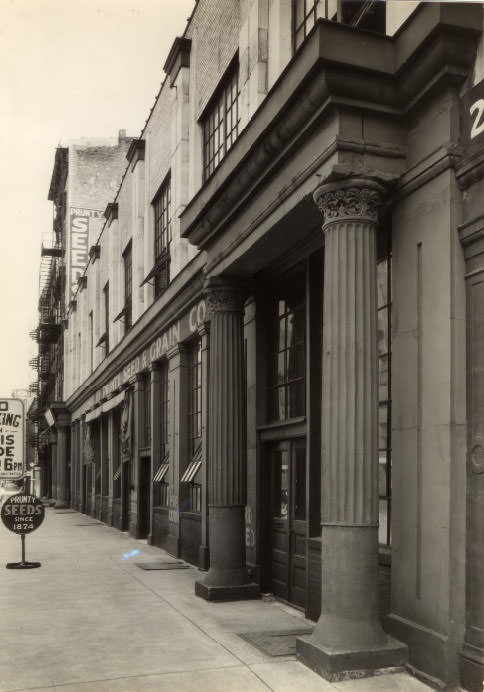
[[377, 255, 392, 546], [269, 273, 306, 421], [182, 339, 202, 512], [153, 362, 169, 508]]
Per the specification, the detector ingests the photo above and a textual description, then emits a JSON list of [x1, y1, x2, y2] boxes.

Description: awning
[[181, 445, 202, 483], [102, 391, 125, 414], [153, 462, 169, 483], [85, 406, 101, 423], [113, 465, 121, 481]]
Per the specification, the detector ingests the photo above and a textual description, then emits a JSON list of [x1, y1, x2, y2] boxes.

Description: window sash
[[202, 63, 240, 181], [377, 255, 392, 546], [188, 339, 202, 456], [123, 244, 132, 329]]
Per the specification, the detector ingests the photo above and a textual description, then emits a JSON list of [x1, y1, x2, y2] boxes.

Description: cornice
[[180, 5, 481, 251], [65, 252, 206, 414], [163, 37, 191, 87], [458, 215, 484, 260], [126, 139, 145, 170], [456, 150, 484, 190]]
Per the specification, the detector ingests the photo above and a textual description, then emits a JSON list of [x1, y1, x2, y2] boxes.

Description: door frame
[[261, 432, 308, 608]]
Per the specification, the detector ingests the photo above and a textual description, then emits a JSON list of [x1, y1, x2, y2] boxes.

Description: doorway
[[268, 439, 307, 608], [138, 457, 151, 539]]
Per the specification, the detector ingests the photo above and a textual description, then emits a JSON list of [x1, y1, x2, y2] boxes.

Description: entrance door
[[139, 457, 151, 539], [269, 439, 307, 608]]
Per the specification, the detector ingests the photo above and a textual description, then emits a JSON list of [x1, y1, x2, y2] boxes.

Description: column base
[[165, 534, 180, 558], [195, 580, 260, 602], [296, 634, 408, 682], [198, 544, 209, 571], [460, 644, 484, 692], [54, 500, 69, 509]]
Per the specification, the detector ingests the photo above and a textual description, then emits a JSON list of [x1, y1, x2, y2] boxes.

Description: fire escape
[[28, 147, 68, 472]]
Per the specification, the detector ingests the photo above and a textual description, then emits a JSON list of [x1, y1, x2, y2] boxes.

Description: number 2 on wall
[[470, 98, 484, 139]]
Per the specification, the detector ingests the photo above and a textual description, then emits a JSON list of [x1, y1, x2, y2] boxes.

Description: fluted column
[[195, 278, 259, 601], [297, 178, 407, 679]]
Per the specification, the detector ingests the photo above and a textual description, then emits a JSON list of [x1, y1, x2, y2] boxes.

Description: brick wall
[[189, 0, 241, 119]]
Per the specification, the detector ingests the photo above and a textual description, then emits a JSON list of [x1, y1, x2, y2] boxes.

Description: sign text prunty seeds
[[98, 300, 207, 402]]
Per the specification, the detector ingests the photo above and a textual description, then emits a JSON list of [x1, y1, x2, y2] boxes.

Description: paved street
[[0, 508, 430, 692]]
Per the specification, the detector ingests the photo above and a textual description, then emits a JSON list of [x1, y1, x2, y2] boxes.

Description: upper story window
[[268, 272, 306, 422], [153, 176, 171, 298], [202, 58, 240, 181], [340, 0, 386, 32], [293, 0, 385, 52], [293, 0, 334, 51], [123, 241, 132, 330], [103, 282, 109, 355]]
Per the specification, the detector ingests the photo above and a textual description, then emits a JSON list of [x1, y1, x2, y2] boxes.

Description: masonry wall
[[389, 79, 467, 680]]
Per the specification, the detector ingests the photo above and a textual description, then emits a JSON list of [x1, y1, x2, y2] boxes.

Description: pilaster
[[165, 343, 189, 557], [296, 178, 407, 680], [130, 375, 143, 537], [148, 363, 162, 546], [198, 323, 210, 570]]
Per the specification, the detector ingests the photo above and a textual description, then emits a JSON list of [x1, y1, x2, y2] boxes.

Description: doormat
[[74, 522, 104, 526], [135, 561, 190, 570], [238, 628, 313, 657]]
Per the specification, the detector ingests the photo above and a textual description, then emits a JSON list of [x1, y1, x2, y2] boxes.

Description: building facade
[[30, 2, 484, 689], [29, 134, 133, 507]]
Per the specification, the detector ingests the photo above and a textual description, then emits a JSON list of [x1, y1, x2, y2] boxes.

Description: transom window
[[153, 176, 171, 298], [202, 59, 240, 181], [269, 273, 306, 421]]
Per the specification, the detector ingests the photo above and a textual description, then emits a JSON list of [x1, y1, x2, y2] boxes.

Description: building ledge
[[164, 37, 191, 87], [104, 202, 118, 225], [180, 3, 481, 250]]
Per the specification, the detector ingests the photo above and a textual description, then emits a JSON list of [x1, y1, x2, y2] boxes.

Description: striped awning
[[180, 445, 202, 483], [113, 465, 121, 481], [153, 463, 169, 483]]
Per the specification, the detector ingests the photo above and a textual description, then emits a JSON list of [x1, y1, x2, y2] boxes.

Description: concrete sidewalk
[[0, 507, 430, 692]]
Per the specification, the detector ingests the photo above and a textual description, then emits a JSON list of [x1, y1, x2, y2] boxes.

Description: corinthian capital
[[313, 178, 385, 226], [204, 277, 243, 318]]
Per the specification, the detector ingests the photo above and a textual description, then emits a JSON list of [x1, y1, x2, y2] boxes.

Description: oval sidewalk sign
[[1, 495, 45, 534]]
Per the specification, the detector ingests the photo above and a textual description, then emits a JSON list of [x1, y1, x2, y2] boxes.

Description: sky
[[0, 0, 195, 398]]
